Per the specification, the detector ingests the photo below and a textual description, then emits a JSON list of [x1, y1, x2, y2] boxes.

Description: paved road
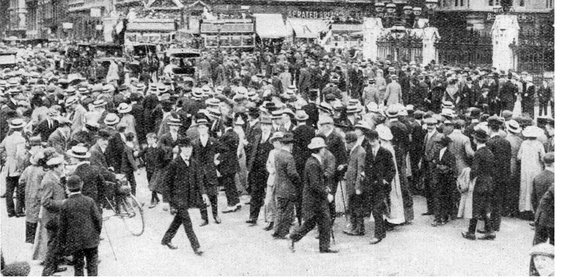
[[1, 169, 535, 276]]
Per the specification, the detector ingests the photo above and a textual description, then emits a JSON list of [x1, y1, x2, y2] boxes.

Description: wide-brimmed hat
[[207, 107, 221, 119], [92, 99, 107, 107], [104, 113, 120, 126], [308, 137, 327, 150], [506, 120, 521, 134], [295, 110, 309, 121], [522, 126, 541, 138], [346, 105, 361, 114], [65, 96, 79, 106], [8, 118, 26, 129], [205, 98, 221, 107], [196, 118, 210, 127], [67, 145, 91, 159], [46, 156, 65, 166], [117, 103, 132, 114], [472, 129, 489, 142]]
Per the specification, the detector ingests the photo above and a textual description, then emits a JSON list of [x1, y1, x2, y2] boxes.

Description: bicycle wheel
[[119, 195, 145, 236]]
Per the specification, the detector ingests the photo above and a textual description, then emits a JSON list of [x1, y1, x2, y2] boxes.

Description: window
[[519, 0, 524, 6], [455, 0, 459, 6], [546, 0, 553, 8], [461, 0, 464, 6]]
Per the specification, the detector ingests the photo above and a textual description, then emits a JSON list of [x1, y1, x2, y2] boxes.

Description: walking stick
[[103, 223, 118, 261]]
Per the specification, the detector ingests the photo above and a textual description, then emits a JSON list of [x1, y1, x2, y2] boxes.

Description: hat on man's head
[[104, 113, 120, 126], [308, 137, 327, 150], [65, 96, 79, 106], [270, 132, 284, 143], [8, 118, 26, 129], [346, 105, 361, 114], [522, 126, 541, 138], [117, 103, 132, 114], [168, 116, 182, 127], [46, 156, 64, 167], [318, 102, 333, 115], [67, 145, 91, 159], [354, 120, 372, 131], [506, 120, 521, 134], [196, 117, 210, 127]]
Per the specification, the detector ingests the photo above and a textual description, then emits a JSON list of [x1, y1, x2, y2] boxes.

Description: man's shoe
[[222, 207, 236, 213], [461, 232, 476, 240], [194, 248, 204, 256], [0, 194, 5, 198], [478, 233, 496, 240], [369, 237, 383, 245], [213, 216, 221, 224], [246, 219, 257, 225], [343, 229, 362, 236], [199, 220, 209, 227], [162, 242, 178, 250], [320, 249, 339, 253], [7, 213, 15, 218], [476, 229, 489, 234], [54, 267, 67, 273], [148, 201, 158, 209], [263, 222, 274, 231], [421, 212, 433, 216], [431, 220, 441, 227]]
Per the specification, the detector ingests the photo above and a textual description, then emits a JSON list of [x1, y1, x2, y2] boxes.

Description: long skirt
[[32, 208, 49, 261]]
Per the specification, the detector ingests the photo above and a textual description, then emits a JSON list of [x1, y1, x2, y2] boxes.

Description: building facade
[[8, 0, 28, 37]]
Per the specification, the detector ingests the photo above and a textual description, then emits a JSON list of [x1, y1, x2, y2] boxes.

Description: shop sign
[[287, 9, 364, 19], [485, 12, 536, 23]]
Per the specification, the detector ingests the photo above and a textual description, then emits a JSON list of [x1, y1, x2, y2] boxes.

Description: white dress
[[381, 140, 406, 224], [517, 139, 545, 212]]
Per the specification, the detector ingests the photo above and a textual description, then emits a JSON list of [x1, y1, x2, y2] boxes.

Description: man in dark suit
[[32, 109, 59, 141], [292, 110, 316, 223], [218, 118, 242, 213], [422, 117, 443, 216], [289, 137, 337, 253], [533, 177, 554, 245], [486, 116, 511, 232], [362, 130, 395, 245], [129, 93, 146, 144], [246, 116, 274, 224], [433, 136, 456, 226], [271, 133, 300, 239], [532, 153, 554, 215], [57, 175, 102, 276], [67, 146, 107, 208], [409, 111, 425, 192], [343, 132, 366, 236], [161, 138, 206, 256], [104, 123, 127, 173], [462, 129, 496, 241], [498, 73, 517, 112], [193, 118, 222, 226]]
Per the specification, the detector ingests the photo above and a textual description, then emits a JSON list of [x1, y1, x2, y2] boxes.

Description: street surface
[[1, 169, 535, 276]]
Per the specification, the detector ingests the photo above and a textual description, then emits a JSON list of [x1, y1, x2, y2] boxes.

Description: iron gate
[[435, 28, 492, 67]]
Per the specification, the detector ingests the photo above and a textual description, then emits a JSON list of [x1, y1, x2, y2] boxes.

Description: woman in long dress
[[517, 126, 545, 216], [376, 125, 406, 225], [233, 114, 248, 194]]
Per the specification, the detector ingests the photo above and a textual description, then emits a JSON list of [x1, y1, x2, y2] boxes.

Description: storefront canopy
[[287, 18, 329, 39], [254, 14, 291, 39]]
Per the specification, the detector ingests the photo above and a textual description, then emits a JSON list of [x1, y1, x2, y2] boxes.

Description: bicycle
[[103, 174, 145, 236]]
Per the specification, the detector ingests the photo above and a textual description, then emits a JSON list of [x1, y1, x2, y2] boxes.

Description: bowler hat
[[472, 129, 489, 142]]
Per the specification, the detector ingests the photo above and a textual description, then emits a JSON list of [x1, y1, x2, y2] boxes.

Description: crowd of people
[[0, 40, 555, 276]]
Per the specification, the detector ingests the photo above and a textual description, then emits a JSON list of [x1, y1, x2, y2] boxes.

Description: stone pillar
[[102, 16, 119, 43], [491, 14, 519, 72], [362, 17, 384, 61], [422, 27, 439, 66]]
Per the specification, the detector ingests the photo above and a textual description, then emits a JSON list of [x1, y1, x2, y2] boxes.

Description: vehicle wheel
[[119, 195, 145, 236]]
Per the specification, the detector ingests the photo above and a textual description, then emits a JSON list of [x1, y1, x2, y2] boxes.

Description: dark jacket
[[302, 156, 330, 221], [293, 124, 316, 175], [57, 193, 102, 254], [534, 185, 554, 228], [532, 169, 554, 212], [217, 128, 240, 176], [471, 146, 495, 194], [486, 135, 512, 185], [324, 130, 347, 168], [363, 146, 395, 201], [105, 133, 125, 173], [193, 136, 221, 196], [274, 149, 300, 201], [73, 163, 107, 205], [32, 119, 59, 142], [165, 156, 206, 210]]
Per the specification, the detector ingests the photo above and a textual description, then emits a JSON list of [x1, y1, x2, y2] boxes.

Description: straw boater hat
[[205, 98, 221, 107], [67, 145, 91, 159], [346, 105, 361, 114], [65, 96, 79, 107], [318, 115, 334, 126], [269, 131, 284, 143], [355, 120, 372, 131], [117, 103, 132, 114], [506, 120, 521, 134], [46, 156, 64, 167], [260, 115, 273, 125], [92, 99, 107, 108], [9, 118, 26, 129], [308, 137, 327, 150], [104, 113, 120, 126], [168, 116, 182, 127]]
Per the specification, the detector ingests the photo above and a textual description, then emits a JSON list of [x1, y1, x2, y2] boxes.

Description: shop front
[[199, 18, 255, 50]]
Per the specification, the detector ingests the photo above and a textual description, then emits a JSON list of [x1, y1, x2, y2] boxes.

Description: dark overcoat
[[302, 156, 330, 221], [57, 194, 102, 255], [164, 156, 206, 210], [470, 146, 495, 219]]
